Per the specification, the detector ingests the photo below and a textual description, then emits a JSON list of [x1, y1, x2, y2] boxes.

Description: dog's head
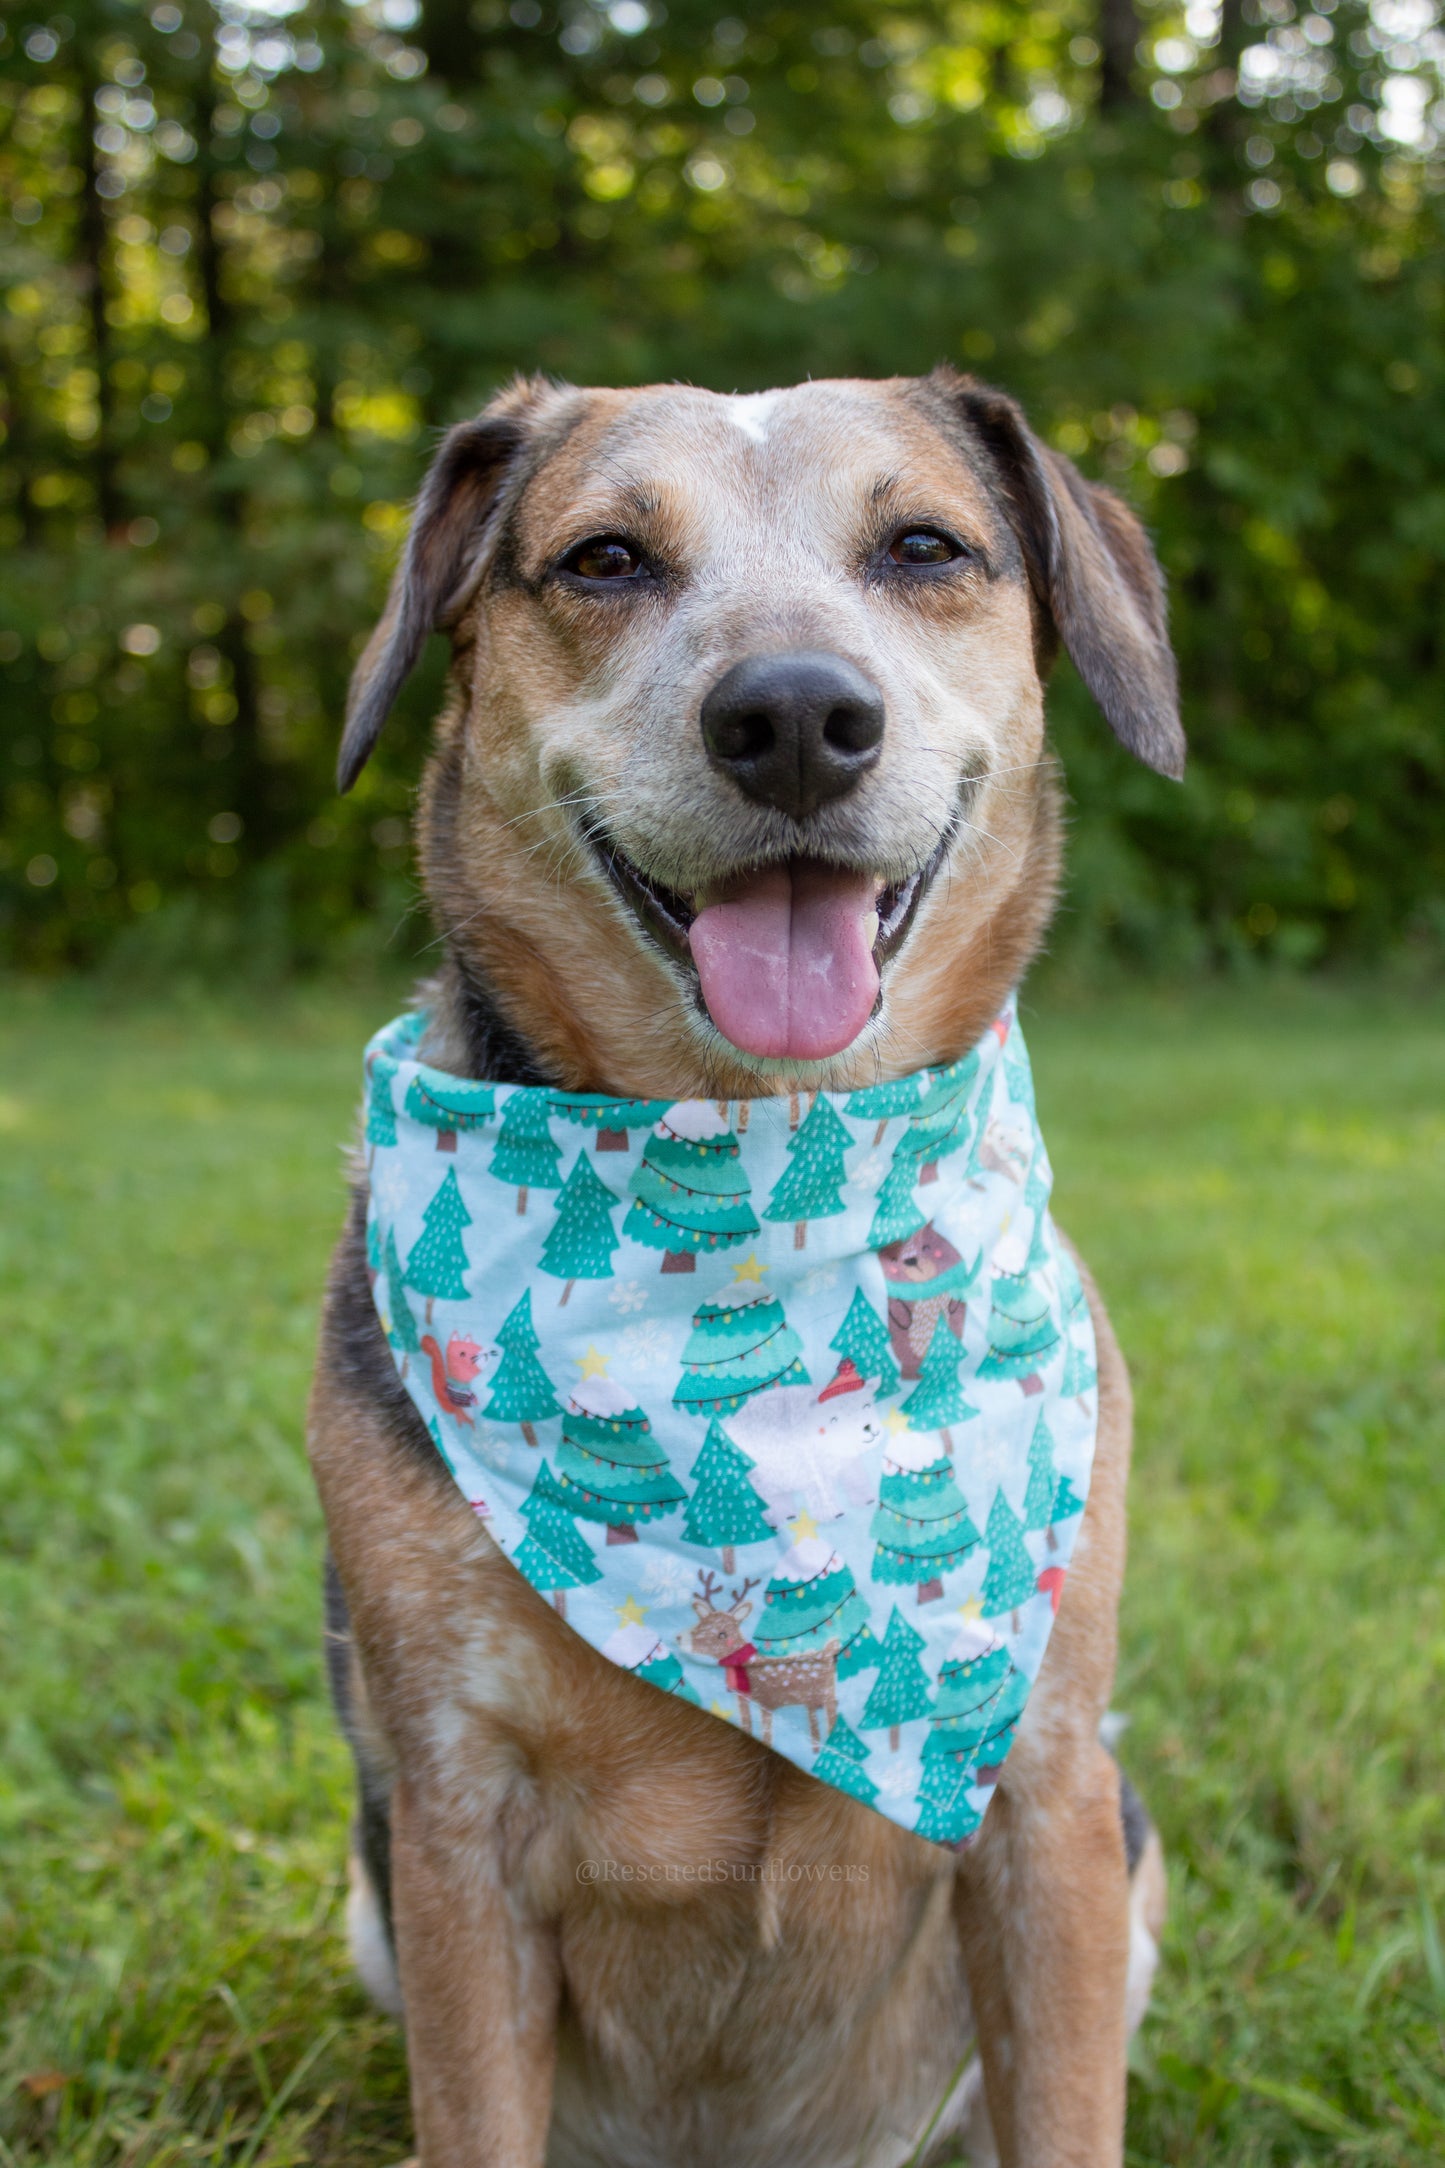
[[341, 371, 1180, 1090]]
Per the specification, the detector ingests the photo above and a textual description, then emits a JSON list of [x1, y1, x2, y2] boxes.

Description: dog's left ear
[[929, 367, 1185, 779], [337, 377, 557, 793]]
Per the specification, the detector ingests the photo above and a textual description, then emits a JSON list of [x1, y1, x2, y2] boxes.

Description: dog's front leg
[[391, 1779, 560, 2168], [953, 1740, 1131, 2168]]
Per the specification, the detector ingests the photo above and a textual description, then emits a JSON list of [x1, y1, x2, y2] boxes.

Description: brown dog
[[310, 370, 1175, 2168]]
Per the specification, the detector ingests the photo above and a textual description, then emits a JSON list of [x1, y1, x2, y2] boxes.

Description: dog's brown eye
[[565, 536, 644, 582], [889, 529, 961, 566]]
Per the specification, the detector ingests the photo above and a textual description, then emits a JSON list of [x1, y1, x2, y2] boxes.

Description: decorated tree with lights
[[908, 1050, 980, 1182], [811, 1715, 879, 1806], [403, 1072, 496, 1153], [829, 1284, 899, 1397], [681, 1418, 773, 1570], [554, 1093, 667, 1153], [870, 1431, 980, 1603], [624, 1101, 758, 1271], [860, 1603, 933, 1749], [673, 1265, 808, 1418], [753, 1529, 877, 1679], [975, 1225, 1060, 1391], [489, 1091, 562, 1214], [540, 1151, 620, 1302], [483, 1289, 559, 1446], [763, 1091, 854, 1247], [514, 1459, 600, 1618], [555, 1377, 685, 1544], [403, 1164, 471, 1322]]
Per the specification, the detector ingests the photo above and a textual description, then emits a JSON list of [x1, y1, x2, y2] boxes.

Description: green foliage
[[1, 982, 1444, 2162], [2, 0, 1442, 973]]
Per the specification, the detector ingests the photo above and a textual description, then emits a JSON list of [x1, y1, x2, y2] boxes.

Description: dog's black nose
[[700, 651, 885, 821]]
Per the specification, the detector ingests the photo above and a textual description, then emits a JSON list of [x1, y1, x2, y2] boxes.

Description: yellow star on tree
[[731, 1252, 766, 1284], [615, 1594, 647, 1626], [884, 1407, 911, 1437], [957, 1595, 984, 1623], [789, 1508, 819, 1543], [575, 1344, 610, 1380]]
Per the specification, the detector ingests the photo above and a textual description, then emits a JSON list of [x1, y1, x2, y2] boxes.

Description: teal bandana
[[362, 1001, 1097, 1850]]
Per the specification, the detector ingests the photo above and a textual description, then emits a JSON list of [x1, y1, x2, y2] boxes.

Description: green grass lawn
[[2, 980, 1443, 2167]]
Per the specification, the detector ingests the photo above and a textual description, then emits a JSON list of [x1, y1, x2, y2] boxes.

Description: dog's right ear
[[338, 385, 545, 793]]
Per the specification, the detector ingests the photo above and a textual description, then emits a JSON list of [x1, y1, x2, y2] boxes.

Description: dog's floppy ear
[[931, 367, 1184, 779], [337, 382, 547, 793]]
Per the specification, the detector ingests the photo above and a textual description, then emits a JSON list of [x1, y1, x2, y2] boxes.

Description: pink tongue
[[689, 863, 880, 1061]]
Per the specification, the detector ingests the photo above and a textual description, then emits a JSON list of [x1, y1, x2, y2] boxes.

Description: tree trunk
[[606, 1522, 639, 1545], [1099, 0, 1140, 109], [521, 1421, 538, 1449], [76, 61, 121, 534]]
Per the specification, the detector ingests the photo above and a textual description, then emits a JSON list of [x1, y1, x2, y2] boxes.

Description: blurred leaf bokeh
[[2, 0, 1442, 973]]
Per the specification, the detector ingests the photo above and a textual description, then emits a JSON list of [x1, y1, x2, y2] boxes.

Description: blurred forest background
[[2, 0, 1443, 977]]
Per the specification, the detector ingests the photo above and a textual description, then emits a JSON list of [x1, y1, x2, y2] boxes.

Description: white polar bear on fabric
[[726, 1361, 882, 1527]]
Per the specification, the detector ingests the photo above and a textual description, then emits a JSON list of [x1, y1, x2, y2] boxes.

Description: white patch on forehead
[[726, 392, 782, 443]]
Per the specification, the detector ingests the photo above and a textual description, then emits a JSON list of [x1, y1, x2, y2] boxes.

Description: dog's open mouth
[[587, 827, 952, 1064]]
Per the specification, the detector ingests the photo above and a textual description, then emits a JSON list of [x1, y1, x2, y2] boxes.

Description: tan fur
[[311, 373, 1179, 2167]]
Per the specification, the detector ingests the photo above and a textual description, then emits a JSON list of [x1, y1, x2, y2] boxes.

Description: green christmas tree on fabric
[[1022, 1414, 1060, 1547], [403, 1073, 496, 1153], [829, 1286, 899, 1397], [681, 1418, 773, 1571], [514, 1458, 600, 1618], [484, 1290, 560, 1447], [381, 1225, 421, 1374], [860, 1604, 933, 1749], [624, 1101, 758, 1272], [960, 1069, 998, 1183], [915, 1615, 1026, 1841], [540, 1152, 620, 1303], [1058, 1257, 1098, 1400], [900, 1317, 979, 1454], [980, 1489, 1037, 1632], [1003, 1042, 1037, 1121], [555, 1373, 685, 1544], [914, 1747, 981, 1847], [763, 1092, 854, 1248], [870, 1428, 981, 1604], [907, 1051, 980, 1183], [489, 1092, 563, 1215], [404, 1165, 471, 1322], [753, 1527, 877, 1680], [366, 1214, 382, 1280], [1050, 1471, 1085, 1534], [868, 1136, 926, 1249], [554, 1093, 668, 1153], [811, 1715, 879, 1806], [845, 1073, 927, 1147], [974, 1238, 1060, 1393], [673, 1262, 809, 1418], [365, 1053, 399, 1157]]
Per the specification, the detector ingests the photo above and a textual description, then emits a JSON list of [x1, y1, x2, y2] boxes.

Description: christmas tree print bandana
[[362, 999, 1098, 1851]]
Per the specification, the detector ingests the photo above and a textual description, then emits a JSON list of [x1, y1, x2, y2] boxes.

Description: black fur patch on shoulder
[[1119, 1769, 1151, 1877]]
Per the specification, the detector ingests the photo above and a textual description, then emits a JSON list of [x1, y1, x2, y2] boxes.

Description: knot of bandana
[[362, 1000, 1097, 1850]]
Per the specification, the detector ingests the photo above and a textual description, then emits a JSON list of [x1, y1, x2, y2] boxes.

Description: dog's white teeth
[[863, 910, 881, 948]]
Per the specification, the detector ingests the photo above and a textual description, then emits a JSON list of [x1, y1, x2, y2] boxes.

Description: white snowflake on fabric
[[879, 1757, 915, 1800], [641, 1551, 700, 1601], [800, 1263, 839, 1297], [850, 1151, 887, 1192], [620, 1319, 672, 1367], [369, 1158, 411, 1220], [608, 1279, 648, 1314]]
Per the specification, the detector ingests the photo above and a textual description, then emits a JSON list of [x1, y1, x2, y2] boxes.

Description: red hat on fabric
[[818, 1358, 866, 1402]]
